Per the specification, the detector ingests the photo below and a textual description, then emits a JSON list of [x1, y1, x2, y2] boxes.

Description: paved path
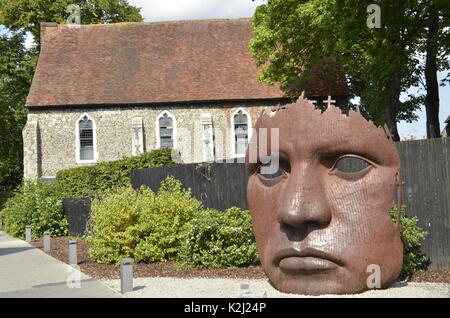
[[0, 231, 122, 298]]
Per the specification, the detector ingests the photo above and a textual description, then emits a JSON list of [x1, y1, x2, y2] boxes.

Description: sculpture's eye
[[257, 159, 290, 182], [332, 156, 372, 180]]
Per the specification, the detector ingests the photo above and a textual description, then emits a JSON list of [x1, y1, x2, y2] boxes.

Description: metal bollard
[[43, 231, 51, 252], [25, 225, 31, 242], [68, 240, 77, 265], [120, 258, 134, 294]]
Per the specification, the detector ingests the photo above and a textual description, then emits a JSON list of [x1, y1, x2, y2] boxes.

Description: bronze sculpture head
[[245, 98, 403, 295]]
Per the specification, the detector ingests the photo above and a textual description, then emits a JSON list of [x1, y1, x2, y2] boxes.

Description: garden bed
[[30, 236, 450, 283], [30, 237, 266, 280]]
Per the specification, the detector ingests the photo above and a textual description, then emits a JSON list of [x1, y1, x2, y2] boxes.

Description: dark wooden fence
[[131, 162, 249, 211], [131, 137, 450, 270], [62, 198, 92, 236], [396, 137, 450, 270]]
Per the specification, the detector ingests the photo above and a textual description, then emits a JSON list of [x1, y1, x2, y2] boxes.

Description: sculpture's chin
[[263, 257, 403, 296]]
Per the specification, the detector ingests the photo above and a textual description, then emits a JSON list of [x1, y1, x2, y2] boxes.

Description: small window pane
[[159, 113, 174, 148], [234, 111, 248, 155], [79, 116, 94, 160]]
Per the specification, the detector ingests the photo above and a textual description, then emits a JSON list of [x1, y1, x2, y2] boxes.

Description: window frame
[[155, 110, 177, 149], [75, 113, 98, 164], [231, 108, 252, 158]]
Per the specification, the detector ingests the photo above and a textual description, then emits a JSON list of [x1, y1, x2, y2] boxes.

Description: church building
[[23, 18, 350, 180]]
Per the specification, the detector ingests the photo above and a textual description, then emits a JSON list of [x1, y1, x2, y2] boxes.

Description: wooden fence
[[62, 198, 91, 236], [131, 137, 450, 270], [396, 137, 449, 270], [131, 162, 249, 211]]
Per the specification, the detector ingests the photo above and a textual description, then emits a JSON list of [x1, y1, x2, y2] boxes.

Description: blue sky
[[3, 0, 448, 138]]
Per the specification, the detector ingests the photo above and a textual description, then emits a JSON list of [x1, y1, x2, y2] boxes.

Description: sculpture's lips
[[274, 248, 343, 273]]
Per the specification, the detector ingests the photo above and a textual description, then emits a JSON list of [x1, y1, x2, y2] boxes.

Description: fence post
[[43, 231, 51, 252], [120, 258, 134, 294], [68, 240, 77, 265], [25, 225, 31, 242]]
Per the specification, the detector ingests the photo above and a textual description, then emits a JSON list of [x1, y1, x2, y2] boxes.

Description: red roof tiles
[[26, 18, 349, 107]]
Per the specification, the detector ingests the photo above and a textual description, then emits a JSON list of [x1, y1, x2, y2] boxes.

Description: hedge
[[85, 176, 203, 264], [56, 148, 176, 198], [0, 181, 68, 239]]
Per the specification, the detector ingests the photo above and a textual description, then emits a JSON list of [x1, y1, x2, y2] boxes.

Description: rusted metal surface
[[245, 98, 403, 295]]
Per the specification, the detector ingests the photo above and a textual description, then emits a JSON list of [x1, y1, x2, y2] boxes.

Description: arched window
[[156, 111, 176, 149], [232, 109, 251, 157], [76, 114, 96, 163]]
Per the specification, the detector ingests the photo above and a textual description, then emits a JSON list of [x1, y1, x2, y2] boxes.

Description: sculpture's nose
[[278, 163, 332, 232]]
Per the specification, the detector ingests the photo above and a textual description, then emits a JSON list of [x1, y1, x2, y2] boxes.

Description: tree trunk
[[424, 3, 441, 138], [385, 79, 401, 142]]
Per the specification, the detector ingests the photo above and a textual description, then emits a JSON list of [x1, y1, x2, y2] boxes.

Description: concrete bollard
[[68, 240, 77, 265], [43, 231, 51, 252], [120, 258, 134, 294], [25, 226, 31, 242]]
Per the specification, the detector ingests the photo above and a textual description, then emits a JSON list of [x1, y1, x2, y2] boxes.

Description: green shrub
[[0, 181, 68, 239], [391, 205, 429, 279], [85, 176, 202, 264], [56, 148, 176, 198], [178, 207, 259, 269]]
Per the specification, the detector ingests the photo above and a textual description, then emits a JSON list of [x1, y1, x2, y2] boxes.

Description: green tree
[[420, 0, 449, 138], [0, 0, 142, 190], [0, 0, 143, 45], [250, 0, 448, 141], [0, 31, 35, 190]]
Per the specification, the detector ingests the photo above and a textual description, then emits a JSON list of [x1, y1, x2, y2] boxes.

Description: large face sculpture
[[245, 99, 403, 295]]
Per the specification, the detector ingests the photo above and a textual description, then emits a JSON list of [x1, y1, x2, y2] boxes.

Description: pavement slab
[[0, 231, 122, 298]]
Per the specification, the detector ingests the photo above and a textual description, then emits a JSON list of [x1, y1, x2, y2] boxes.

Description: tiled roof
[[26, 19, 349, 107]]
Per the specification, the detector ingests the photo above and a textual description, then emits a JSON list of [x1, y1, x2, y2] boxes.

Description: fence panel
[[396, 138, 450, 270], [62, 198, 91, 236]]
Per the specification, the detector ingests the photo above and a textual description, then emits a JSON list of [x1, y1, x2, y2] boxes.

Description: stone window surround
[[75, 113, 98, 164], [155, 110, 177, 149], [230, 108, 252, 158]]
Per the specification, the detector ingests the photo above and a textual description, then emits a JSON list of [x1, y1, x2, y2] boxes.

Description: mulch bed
[[30, 237, 450, 283], [30, 237, 266, 280]]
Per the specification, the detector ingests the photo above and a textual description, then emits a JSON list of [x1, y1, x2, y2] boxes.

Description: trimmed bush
[[391, 206, 429, 279], [85, 176, 202, 264], [0, 181, 68, 239], [178, 207, 259, 269], [56, 148, 176, 198]]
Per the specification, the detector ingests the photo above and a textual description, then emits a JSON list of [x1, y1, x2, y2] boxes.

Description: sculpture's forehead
[[255, 101, 399, 166]]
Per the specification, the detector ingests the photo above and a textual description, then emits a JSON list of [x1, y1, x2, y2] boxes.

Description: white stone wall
[[23, 101, 280, 179]]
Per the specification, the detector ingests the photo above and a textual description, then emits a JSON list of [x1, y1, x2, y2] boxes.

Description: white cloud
[[128, 0, 267, 22]]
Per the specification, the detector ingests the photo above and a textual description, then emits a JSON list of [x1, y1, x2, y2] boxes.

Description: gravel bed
[[101, 277, 450, 298], [30, 236, 450, 298]]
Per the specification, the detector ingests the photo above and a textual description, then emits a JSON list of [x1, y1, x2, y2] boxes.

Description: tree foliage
[[0, 0, 143, 45], [250, 0, 449, 140], [0, 31, 36, 190], [0, 0, 143, 190]]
